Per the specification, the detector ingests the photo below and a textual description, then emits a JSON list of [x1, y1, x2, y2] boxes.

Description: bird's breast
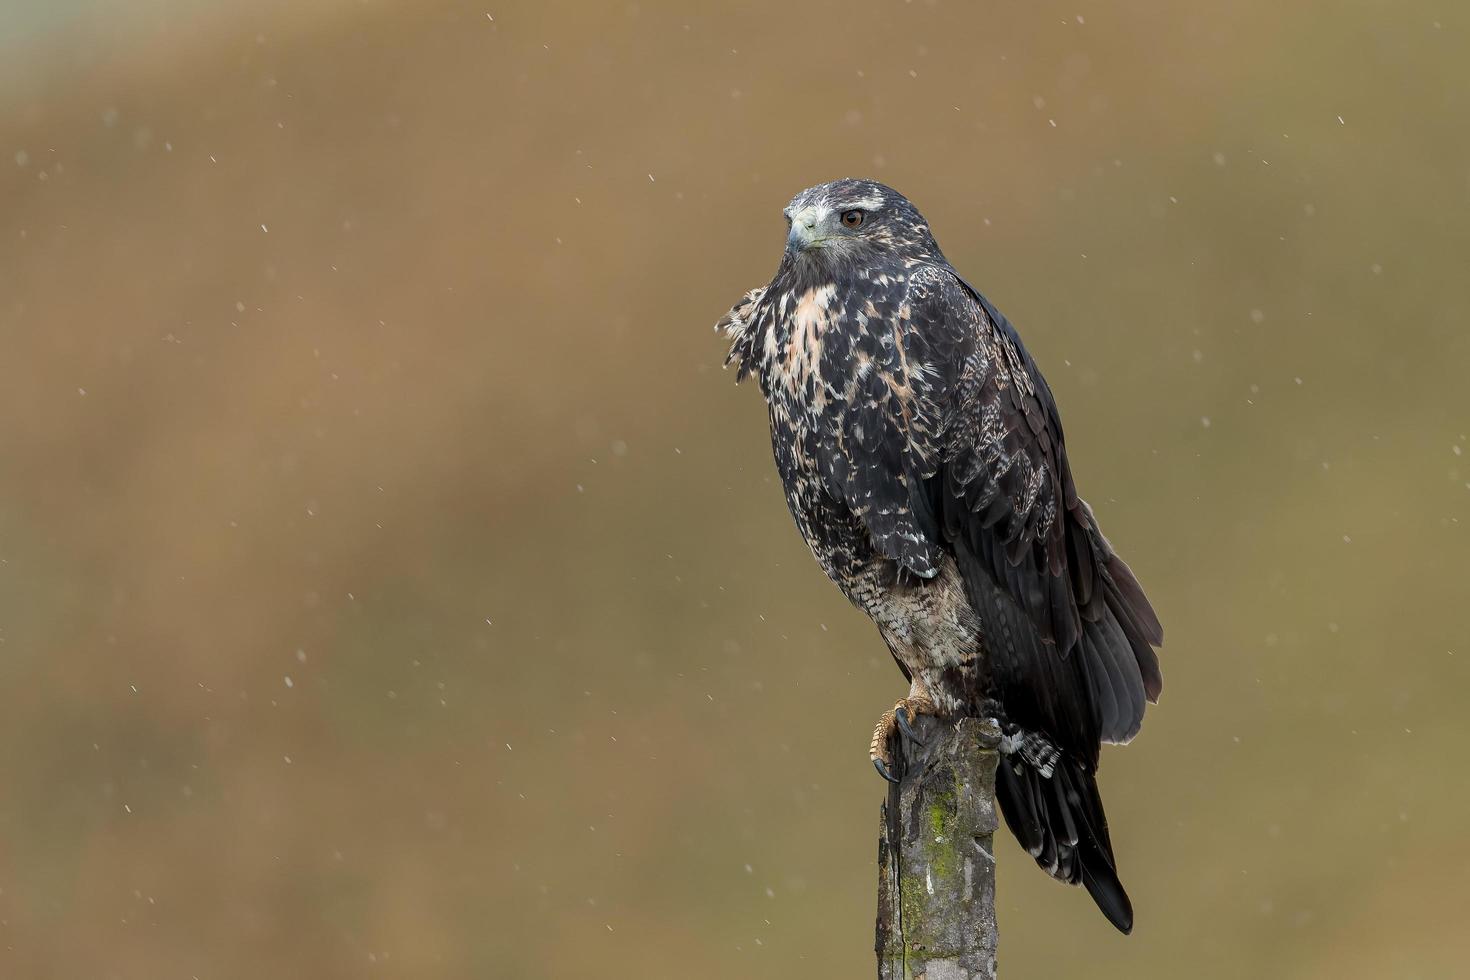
[[763, 283, 838, 402]]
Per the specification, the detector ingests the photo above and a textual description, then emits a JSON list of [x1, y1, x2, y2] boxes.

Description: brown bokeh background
[[3, 1, 1468, 976]]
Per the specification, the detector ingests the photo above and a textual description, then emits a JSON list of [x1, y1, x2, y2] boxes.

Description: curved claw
[[894, 706, 925, 746], [873, 757, 900, 784]]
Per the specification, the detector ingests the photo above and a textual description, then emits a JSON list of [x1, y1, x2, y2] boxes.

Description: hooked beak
[[786, 206, 823, 253]]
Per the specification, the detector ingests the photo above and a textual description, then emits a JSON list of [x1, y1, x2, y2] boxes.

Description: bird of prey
[[716, 178, 1163, 933]]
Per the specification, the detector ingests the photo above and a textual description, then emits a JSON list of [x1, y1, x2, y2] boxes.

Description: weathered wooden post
[[876, 716, 1001, 980]]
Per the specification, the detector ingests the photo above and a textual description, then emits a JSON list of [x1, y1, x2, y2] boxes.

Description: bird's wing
[[930, 269, 1162, 751], [816, 265, 1162, 753]]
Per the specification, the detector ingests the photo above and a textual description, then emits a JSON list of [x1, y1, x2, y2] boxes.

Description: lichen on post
[[876, 716, 1001, 980]]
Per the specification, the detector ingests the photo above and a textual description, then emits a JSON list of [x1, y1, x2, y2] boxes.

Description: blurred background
[[2, 0, 1468, 976]]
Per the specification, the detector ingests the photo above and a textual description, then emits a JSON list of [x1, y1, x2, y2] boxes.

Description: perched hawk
[[717, 178, 1163, 933]]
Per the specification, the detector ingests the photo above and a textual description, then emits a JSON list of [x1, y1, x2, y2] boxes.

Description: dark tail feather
[[1082, 859, 1134, 935], [996, 747, 1134, 934]]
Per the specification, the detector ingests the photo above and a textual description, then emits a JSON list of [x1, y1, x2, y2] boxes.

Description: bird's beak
[[786, 206, 822, 252]]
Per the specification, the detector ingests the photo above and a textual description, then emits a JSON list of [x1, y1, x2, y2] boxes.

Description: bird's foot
[[869, 695, 938, 783]]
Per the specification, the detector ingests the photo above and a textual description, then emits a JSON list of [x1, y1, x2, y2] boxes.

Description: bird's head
[[780, 178, 941, 270]]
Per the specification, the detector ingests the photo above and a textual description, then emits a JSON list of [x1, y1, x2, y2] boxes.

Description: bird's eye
[[841, 210, 865, 228]]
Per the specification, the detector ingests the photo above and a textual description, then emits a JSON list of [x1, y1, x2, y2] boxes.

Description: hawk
[[716, 178, 1163, 933]]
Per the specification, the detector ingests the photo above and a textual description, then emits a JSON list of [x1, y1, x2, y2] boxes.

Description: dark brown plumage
[[717, 178, 1163, 933]]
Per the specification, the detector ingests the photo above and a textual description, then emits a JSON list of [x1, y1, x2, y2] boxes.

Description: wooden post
[[876, 716, 1001, 980]]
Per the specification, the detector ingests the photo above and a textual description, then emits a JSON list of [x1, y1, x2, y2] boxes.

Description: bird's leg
[[869, 680, 939, 783]]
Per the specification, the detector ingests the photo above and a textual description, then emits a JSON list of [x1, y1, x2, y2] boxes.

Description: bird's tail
[[994, 736, 1134, 934]]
